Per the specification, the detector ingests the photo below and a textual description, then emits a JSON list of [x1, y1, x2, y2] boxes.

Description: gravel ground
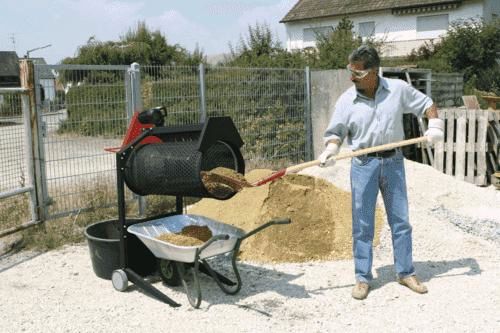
[[1, 156, 499, 332]]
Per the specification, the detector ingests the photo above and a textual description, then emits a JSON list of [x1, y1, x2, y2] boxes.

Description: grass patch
[[0, 193, 31, 231]]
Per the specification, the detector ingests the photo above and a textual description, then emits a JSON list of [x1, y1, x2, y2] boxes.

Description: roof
[[0, 51, 20, 77], [281, 0, 465, 23]]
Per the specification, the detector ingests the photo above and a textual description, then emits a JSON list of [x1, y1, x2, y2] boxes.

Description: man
[[318, 45, 444, 300]]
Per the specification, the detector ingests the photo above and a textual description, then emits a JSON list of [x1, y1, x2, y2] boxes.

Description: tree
[[62, 21, 204, 67], [225, 22, 307, 68], [438, 18, 500, 93], [314, 17, 363, 69]]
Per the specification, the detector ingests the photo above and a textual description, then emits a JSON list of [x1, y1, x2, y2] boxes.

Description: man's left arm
[[402, 84, 444, 145], [424, 103, 438, 119]]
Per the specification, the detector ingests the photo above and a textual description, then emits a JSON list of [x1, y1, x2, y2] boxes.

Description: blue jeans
[[350, 151, 415, 283]]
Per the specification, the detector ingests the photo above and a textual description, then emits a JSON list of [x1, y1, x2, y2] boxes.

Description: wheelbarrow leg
[[201, 242, 242, 295], [124, 268, 181, 307]]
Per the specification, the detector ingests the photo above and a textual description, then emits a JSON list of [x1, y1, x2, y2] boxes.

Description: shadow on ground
[[0, 250, 43, 273], [370, 258, 482, 291], [302, 257, 481, 295], [125, 259, 310, 313], [129, 257, 481, 311]]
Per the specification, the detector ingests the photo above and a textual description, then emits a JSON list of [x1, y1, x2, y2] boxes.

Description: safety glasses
[[346, 64, 372, 79]]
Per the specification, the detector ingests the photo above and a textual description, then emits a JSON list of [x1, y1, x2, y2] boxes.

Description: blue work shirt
[[323, 76, 433, 150]]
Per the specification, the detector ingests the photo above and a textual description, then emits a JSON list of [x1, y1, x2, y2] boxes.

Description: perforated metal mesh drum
[[123, 139, 242, 197], [120, 116, 244, 199]]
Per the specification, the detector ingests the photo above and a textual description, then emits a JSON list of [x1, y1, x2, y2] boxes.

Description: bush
[[408, 18, 500, 95]]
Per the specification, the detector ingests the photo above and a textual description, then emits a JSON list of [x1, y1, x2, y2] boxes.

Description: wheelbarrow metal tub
[[127, 214, 246, 263]]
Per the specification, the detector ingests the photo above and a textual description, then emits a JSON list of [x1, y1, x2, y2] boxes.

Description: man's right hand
[[318, 142, 340, 167]]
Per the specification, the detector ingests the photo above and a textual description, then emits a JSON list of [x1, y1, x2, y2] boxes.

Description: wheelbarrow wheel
[[159, 259, 181, 286]]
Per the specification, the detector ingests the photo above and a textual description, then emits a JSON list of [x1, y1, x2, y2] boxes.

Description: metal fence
[[0, 62, 311, 226], [141, 64, 310, 163]]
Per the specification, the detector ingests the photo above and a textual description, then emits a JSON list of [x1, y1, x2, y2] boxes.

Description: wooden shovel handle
[[284, 136, 428, 174]]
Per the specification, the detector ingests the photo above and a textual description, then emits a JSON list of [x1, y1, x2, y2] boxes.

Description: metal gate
[[0, 82, 37, 236], [33, 63, 135, 220]]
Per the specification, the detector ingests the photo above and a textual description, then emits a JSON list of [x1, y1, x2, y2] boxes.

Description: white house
[[280, 0, 500, 57]]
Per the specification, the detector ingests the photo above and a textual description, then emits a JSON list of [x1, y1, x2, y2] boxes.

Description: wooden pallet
[[432, 108, 493, 185]]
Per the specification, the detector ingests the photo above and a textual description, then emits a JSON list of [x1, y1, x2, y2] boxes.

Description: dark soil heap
[[190, 169, 384, 263]]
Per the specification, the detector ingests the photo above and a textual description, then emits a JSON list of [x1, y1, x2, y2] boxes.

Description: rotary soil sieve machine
[[109, 107, 290, 308]]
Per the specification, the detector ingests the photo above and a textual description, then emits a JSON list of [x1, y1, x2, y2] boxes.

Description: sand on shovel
[[189, 169, 384, 263]]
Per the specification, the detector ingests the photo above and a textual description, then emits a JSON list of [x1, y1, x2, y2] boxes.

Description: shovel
[[201, 136, 428, 192]]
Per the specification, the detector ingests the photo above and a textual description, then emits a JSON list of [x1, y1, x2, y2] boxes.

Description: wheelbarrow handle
[[198, 234, 230, 252], [240, 218, 291, 241]]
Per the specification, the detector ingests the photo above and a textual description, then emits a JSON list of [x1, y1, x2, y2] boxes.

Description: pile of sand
[[189, 169, 384, 263]]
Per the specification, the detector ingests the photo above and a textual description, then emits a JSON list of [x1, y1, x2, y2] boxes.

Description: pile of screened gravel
[[189, 169, 384, 263], [157, 225, 212, 246]]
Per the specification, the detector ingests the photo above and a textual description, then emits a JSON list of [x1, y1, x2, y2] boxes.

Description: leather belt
[[366, 149, 397, 158]]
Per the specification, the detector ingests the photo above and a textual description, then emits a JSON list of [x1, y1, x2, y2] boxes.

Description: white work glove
[[318, 142, 340, 167], [424, 118, 445, 145]]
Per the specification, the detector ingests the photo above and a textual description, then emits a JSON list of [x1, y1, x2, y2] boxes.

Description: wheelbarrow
[[113, 214, 290, 308]]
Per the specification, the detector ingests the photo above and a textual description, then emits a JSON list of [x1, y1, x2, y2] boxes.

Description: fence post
[[129, 63, 146, 216], [124, 67, 133, 120], [129, 62, 143, 113], [304, 66, 313, 161], [19, 59, 46, 222], [199, 63, 207, 123], [21, 93, 38, 223]]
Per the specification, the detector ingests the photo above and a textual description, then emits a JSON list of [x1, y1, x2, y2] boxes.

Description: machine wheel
[[112, 269, 128, 292], [159, 259, 181, 286]]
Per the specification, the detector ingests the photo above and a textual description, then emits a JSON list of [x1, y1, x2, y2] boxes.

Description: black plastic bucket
[[84, 219, 157, 280]]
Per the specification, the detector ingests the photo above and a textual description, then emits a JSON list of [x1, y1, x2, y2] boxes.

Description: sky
[[0, 0, 297, 64]]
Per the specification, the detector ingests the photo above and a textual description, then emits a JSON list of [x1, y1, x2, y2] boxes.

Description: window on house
[[303, 26, 333, 43], [358, 21, 375, 38], [416, 14, 449, 32]]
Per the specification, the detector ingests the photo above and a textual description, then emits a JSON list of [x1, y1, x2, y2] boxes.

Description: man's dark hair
[[348, 45, 380, 69]]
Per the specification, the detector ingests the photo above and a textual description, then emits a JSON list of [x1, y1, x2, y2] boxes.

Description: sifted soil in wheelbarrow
[[157, 225, 212, 247], [189, 169, 384, 263]]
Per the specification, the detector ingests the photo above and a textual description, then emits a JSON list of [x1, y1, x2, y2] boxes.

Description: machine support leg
[[125, 268, 181, 307]]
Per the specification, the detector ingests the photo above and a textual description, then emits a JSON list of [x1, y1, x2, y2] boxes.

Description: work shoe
[[398, 275, 428, 294], [352, 282, 370, 300]]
